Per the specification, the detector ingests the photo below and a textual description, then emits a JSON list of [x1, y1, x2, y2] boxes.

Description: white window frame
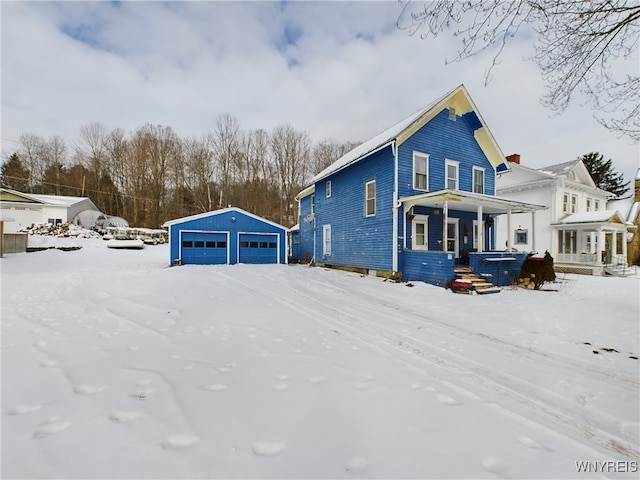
[[514, 229, 528, 245], [445, 159, 459, 190], [323, 224, 331, 256], [413, 152, 429, 191], [411, 214, 429, 250], [310, 194, 315, 214], [563, 193, 569, 213], [594, 199, 600, 211], [365, 179, 376, 217], [586, 197, 592, 212], [571, 194, 578, 214], [326, 181, 332, 198], [472, 166, 485, 194]]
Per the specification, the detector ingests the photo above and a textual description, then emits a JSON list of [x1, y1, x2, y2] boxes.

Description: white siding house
[[495, 157, 629, 275], [0, 188, 100, 233]]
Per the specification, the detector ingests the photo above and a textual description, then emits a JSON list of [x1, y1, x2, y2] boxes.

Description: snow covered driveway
[[2, 239, 639, 478]]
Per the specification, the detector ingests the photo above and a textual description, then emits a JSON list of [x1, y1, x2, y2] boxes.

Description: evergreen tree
[[0, 153, 30, 191], [580, 152, 630, 197]]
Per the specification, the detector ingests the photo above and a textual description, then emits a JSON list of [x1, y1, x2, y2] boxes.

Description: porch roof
[[399, 190, 546, 215], [550, 210, 632, 230]]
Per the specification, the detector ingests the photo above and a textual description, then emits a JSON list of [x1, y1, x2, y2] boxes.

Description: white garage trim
[[178, 229, 230, 264]]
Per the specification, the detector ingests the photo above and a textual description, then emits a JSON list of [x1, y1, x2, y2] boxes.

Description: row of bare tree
[[1, 115, 358, 228]]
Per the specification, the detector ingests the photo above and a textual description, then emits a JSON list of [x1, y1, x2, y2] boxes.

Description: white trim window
[[594, 199, 600, 211], [445, 159, 459, 190], [413, 152, 429, 191], [326, 181, 332, 198], [365, 179, 376, 217], [514, 229, 528, 245], [412, 214, 429, 250], [323, 224, 331, 256], [571, 194, 578, 214], [473, 220, 479, 249], [472, 166, 485, 194], [310, 194, 315, 214], [586, 197, 592, 212], [563, 193, 569, 213]]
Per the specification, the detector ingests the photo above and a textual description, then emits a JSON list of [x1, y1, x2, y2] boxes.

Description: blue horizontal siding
[[398, 109, 495, 198], [169, 210, 287, 265], [402, 250, 455, 286], [314, 146, 394, 271]]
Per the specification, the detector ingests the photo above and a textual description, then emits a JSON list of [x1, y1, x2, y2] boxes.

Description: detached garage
[[163, 207, 288, 266]]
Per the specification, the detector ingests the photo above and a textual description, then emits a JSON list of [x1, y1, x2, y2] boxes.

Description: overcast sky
[[2, 1, 638, 190]]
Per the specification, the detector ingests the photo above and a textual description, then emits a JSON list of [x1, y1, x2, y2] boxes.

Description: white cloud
[[2, 1, 637, 186]]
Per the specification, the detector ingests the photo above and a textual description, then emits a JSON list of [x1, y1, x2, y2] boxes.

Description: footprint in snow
[[162, 434, 199, 450], [436, 394, 461, 406], [109, 410, 143, 423], [251, 441, 287, 457], [518, 436, 545, 450], [8, 404, 43, 415], [33, 417, 70, 439], [481, 457, 507, 475], [345, 457, 368, 474], [129, 387, 154, 399], [74, 384, 106, 395], [202, 384, 228, 392]]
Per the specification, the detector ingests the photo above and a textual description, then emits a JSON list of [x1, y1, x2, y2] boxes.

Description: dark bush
[[520, 251, 556, 290]]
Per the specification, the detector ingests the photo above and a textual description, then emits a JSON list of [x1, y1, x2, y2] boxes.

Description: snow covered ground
[[2, 237, 639, 479]]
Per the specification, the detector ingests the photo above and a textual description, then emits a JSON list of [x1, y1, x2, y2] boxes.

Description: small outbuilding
[[163, 207, 288, 266]]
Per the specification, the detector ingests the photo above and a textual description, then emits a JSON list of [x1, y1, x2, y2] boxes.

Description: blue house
[[163, 207, 288, 266], [294, 85, 544, 288]]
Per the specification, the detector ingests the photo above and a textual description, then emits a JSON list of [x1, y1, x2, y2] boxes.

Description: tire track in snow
[[224, 269, 638, 460]]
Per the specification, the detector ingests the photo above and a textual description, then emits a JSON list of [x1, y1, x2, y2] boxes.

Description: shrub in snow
[[520, 251, 556, 290]]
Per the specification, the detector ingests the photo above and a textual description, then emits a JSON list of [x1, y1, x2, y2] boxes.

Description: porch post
[[506, 209, 512, 252], [477, 204, 483, 253], [443, 200, 449, 252], [622, 228, 628, 264], [531, 210, 536, 252], [612, 231, 617, 258], [597, 228, 606, 265]]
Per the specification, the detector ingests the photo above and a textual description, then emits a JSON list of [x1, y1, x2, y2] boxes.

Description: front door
[[447, 218, 459, 258]]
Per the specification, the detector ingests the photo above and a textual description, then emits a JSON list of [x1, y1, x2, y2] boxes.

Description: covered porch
[[552, 211, 632, 275], [397, 190, 545, 286]]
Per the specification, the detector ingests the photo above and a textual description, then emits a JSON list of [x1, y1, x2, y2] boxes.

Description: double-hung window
[[473, 167, 485, 194], [571, 194, 577, 213], [326, 181, 332, 198], [365, 179, 376, 217], [412, 215, 429, 250], [310, 194, 315, 214], [323, 224, 331, 256], [445, 160, 459, 190], [413, 152, 429, 191], [563, 193, 569, 213]]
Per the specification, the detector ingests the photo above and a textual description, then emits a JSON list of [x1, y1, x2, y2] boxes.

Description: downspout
[[392, 140, 399, 273]]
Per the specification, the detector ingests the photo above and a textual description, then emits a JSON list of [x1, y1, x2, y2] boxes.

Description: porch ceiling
[[399, 190, 546, 215]]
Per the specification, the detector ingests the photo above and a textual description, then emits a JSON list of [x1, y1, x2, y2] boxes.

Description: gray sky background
[[2, 1, 638, 190]]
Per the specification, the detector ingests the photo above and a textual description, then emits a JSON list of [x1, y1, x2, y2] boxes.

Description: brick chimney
[[506, 154, 520, 164]]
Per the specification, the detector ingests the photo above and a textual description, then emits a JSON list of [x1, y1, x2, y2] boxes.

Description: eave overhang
[[399, 190, 546, 215]]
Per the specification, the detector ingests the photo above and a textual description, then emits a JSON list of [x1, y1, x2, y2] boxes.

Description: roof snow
[[537, 159, 580, 177]]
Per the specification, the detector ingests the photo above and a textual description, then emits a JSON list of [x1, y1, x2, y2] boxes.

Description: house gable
[[397, 108, 495, 198]]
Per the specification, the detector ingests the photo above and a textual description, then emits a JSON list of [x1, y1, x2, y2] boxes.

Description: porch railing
[[555, 253, 597, 265]]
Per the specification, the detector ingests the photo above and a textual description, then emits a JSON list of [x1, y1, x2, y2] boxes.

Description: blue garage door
[[239, 233, 278, 264], [181, 232, 228, 265]]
